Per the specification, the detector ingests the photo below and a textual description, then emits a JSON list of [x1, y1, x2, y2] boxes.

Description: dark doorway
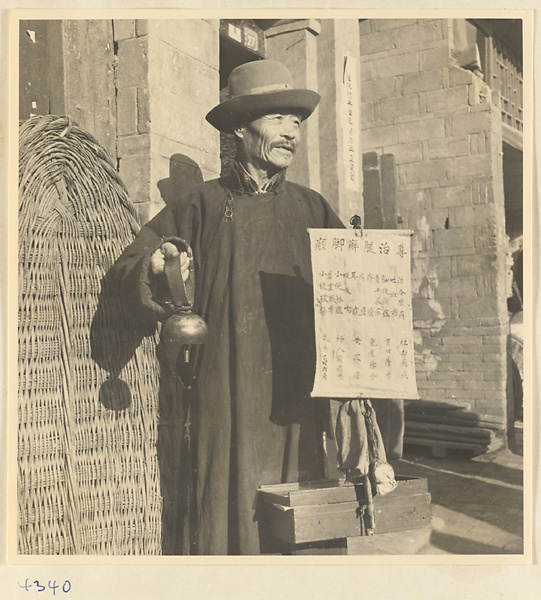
[[218, 20, 267, 176]]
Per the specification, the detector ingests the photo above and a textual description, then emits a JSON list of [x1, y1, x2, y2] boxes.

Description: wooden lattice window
[[485, 37, 523, 132], [477, 21, 524, 131]]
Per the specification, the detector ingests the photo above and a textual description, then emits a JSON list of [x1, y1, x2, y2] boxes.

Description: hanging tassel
[[364, 400, 397, 496], [335, 399, 370, 482]]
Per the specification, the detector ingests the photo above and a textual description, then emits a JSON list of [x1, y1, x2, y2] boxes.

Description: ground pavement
[[394, 423, 524, 555]]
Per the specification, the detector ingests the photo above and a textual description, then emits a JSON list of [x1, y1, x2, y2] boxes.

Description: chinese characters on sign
[[342, 54, 360, 192], [244, 27, 258, 50], [309, 229, 418, 400], [227, 23, 242, 43]]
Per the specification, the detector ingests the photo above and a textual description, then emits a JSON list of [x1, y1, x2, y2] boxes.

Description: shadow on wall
[[92, 265, 194, 554], [90, 269, 157, 412], [157, 154, 204, 206], [92, 153, 208, 555]]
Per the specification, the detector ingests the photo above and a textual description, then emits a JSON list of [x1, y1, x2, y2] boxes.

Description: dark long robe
[[111, 169, 344, 554]]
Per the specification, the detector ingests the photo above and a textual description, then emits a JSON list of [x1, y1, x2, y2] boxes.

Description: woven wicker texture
[[18, 115, 162, 555]]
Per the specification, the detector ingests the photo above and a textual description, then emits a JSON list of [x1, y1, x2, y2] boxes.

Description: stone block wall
[[359, 19, 509, 429], [147, 20, 220, 199], [114, 20, 150, 222], [114, 19, 221, 224]]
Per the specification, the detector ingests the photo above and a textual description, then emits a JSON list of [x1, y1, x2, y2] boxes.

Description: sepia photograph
[[9, 9, 532, 571]]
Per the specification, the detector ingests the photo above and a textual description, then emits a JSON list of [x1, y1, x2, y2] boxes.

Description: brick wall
[[359, 19, 509, 430], [114, 20, 150, 222], [57, 20, 221, 226], [114, 19, 221, 224]]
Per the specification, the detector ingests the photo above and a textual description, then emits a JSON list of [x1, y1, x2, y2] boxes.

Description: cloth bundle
[[335, 398, 397, 495]]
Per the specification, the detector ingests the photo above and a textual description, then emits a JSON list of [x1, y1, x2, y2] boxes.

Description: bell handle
[[164, 253, 192, 310]]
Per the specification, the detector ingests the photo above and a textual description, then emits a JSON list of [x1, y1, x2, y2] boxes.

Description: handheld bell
[[162, 310, 208, 348], [161, 240, 208, 387]]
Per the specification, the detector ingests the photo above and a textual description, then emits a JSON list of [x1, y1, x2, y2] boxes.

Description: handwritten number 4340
[[18, 579, 71, 594]]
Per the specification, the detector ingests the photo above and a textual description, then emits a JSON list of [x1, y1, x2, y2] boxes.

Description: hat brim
[[206, 89, 321, 133]]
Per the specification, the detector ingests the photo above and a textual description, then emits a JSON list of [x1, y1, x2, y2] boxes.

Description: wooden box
[[257, 476, 431, 545]]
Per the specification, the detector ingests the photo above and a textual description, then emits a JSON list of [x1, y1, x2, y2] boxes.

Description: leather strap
[[164, 255, 193, 309]]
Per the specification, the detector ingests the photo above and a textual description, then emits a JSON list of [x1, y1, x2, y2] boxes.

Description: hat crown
[[206, 59, 320, 132], [228, 60, 293, 99]]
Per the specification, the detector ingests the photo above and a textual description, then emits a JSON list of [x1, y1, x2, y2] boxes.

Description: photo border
[[3, 3, 536, 584]]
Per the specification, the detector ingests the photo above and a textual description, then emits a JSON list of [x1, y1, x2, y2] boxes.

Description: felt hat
[[206, 59, 321, 133]]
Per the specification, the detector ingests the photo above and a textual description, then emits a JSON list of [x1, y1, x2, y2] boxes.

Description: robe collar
[[226, 159, 287, 195]]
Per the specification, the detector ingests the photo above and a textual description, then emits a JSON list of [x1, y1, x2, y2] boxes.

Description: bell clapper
[[183, 345, 190, 363]]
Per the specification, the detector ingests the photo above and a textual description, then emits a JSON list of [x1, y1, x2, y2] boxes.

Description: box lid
[[258, 475, 427, 508]]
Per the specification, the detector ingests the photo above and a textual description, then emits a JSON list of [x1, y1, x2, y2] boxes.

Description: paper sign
[[342, 53, 360, 192], [309, 229, 418, 400]]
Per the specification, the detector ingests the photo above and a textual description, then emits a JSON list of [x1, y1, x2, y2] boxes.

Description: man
[[113, 59, 344, 555]]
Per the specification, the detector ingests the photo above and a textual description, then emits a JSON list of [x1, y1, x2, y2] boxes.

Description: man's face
[[235, 112, 301, 172]]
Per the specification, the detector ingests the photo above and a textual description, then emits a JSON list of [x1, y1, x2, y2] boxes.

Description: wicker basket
[[18, 115, 162, 555]]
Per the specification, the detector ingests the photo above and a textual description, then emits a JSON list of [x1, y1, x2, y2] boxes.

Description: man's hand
[[150, 242, 190, 281]]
